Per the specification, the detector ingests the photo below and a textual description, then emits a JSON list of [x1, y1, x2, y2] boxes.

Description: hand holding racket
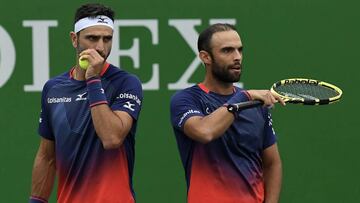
[[230, 78, 343, 111], [247, 89, 286, 107]]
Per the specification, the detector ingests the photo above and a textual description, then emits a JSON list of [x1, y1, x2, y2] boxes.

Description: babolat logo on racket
[[232, 77, 342, 109], [284, 79, 319, 85]]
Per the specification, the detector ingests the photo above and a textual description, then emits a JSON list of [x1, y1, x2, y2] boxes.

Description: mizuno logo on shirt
[[123, 101, 135, 111], [75, 92, 87, 101], [47, 97, 72, 104]]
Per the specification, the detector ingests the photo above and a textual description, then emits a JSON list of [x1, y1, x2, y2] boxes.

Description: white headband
[[74, 15, 114, 33]]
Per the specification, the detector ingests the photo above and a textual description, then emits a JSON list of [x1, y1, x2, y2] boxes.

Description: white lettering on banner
[[23, 20, 58, 92], [167, 19, 237, 90], [167, 19, 202, 90], [0, 18, 241, 91], [108, 20, 159, 90], [209, 19, 236, 25], [0, 26, 16, 88]]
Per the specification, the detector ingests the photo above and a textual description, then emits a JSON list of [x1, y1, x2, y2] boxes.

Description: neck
[[202, 76, 234, 95]]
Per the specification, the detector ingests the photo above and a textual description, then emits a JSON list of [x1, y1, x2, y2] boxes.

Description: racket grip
[[233, 100, 263, 111]]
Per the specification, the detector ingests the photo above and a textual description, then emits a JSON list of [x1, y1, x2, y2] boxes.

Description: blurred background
[[0, 0, 359, 202]]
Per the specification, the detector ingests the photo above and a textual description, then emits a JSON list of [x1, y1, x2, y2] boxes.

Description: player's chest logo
[[205, 107, 211, 114], [75, 92, 88, 101], [203, 99, 222, 115], [204, 102, 216, 115]]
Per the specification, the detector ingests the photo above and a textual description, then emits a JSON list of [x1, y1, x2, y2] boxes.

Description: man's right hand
[[247, 90, 286, 107]]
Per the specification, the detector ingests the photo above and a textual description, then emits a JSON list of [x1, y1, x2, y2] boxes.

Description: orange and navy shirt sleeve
[[170, 90, 203, 130], [110, 74, 143, 121]]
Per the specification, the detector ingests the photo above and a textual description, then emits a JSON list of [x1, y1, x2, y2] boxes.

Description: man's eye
[[103, 37, 112, 42], [87, 36, 97, 41], [223, 48, 231, 53]]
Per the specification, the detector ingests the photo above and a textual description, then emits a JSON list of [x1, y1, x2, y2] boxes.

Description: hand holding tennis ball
[[79, 57, 89, 70]]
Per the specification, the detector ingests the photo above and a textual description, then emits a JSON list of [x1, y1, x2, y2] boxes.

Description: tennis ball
[[79, 58, 89, 70]]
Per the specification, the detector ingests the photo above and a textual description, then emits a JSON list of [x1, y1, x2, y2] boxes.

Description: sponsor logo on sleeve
[[268, 113, 276, 135], [178, 109, 201, 127], [116, 93, 141, 105], [39, 110, 43, 123], [123, 101, 135, 111]]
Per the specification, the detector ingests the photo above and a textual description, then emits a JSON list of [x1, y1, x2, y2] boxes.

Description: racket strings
[[275, 83, 339, 100]]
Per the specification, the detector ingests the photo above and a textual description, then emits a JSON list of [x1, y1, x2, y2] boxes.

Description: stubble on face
[[210, 55, 242, 83], [208, 30, 243, 84]]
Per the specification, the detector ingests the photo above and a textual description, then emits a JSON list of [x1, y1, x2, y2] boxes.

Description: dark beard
[[211, 60, 242, 83]]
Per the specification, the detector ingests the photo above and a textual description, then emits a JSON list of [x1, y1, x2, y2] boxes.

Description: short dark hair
[[74, 3, 115, 24], [197, 23, 237, 53]]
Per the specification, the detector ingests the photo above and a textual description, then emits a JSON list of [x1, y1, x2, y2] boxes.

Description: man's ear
[[70, 31, 78, 48], [199, 50, 212, 65]]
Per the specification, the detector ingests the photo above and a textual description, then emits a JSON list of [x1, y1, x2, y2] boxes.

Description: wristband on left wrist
[[29, 196, 48, 203], [86, 77, 108, 107]]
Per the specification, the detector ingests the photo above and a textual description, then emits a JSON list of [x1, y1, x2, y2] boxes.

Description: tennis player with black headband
[[29, 3, 142, 203], [170, 23, 285, 203]]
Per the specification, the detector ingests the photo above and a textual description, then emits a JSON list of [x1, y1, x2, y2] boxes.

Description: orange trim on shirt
[[100, 63, 110, 76], [198, 83, 237, 94], [69, 67, 75, 79], [198, 83, 210, 94]]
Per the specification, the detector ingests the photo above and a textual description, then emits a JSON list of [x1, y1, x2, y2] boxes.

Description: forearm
[[184, 91, 250, 143], [91, 105, 130, 149], [86, 77, 131, 149], [186, 106, 235, 143], [31, 153, 56, 200], [263, 161, 282, 203]]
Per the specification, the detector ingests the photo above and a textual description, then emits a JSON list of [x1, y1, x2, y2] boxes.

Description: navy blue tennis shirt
[[38, 63, 142, 203], [170, 83, 277, 203]]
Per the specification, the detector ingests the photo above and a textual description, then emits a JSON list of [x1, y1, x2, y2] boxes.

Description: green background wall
[[0, 0, 359, 202]]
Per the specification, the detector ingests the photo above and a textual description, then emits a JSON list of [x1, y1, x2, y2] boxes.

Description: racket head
[[270, 78, 343, 105]]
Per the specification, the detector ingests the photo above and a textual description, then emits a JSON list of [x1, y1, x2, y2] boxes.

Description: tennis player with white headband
[[74, 14, 114, 71], [29, 3, 143, 203], [74, 15, 114, 34]]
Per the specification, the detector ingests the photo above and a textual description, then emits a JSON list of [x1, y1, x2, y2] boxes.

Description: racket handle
[[233, 100, 264, 111]]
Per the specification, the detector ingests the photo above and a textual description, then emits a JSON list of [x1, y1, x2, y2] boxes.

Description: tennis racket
[[232, 78, 343, 111]]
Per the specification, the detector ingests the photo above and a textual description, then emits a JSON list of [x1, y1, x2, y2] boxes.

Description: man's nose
[[95, 40, 105, 53], [234, 49, 242, 61]]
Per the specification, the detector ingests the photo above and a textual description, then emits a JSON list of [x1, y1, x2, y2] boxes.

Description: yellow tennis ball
[[79, 58, 89, 70]]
